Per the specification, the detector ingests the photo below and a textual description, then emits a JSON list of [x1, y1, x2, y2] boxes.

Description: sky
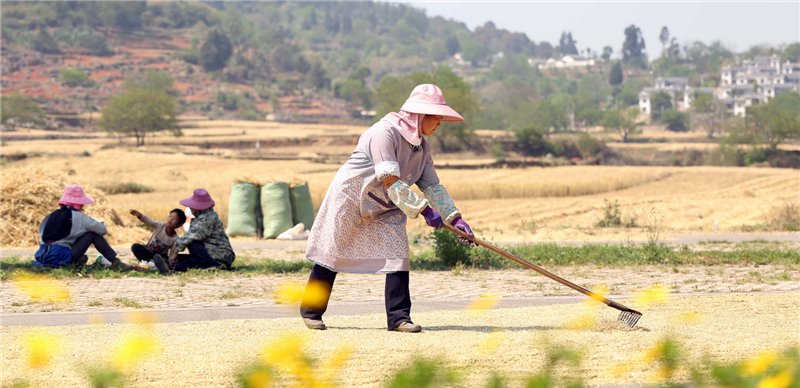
[[397, 1, 800, 56]]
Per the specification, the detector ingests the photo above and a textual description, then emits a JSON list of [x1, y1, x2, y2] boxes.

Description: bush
[[660, 109, 690, 132], [60, 68, 93, 87], [97, 182, 154, 195], [596, 200, 637, 228], [768, 202, 800, 231], [432, 229, 472, 268], [514, 126, 556, 157]]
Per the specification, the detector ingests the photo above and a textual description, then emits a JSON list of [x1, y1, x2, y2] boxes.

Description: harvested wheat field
[[2, 146, 798, 247], [1, 293, 797, 387]]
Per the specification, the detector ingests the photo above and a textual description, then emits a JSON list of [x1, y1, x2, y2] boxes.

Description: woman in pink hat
[[35, 184, 131, 270], [168, 188, 235, 272], [300, 84, 474, 333]]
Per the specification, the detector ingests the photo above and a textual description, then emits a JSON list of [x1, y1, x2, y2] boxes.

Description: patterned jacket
[[175, 208, 235, 268]]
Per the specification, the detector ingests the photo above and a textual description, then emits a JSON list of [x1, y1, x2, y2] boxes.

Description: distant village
[[638, 55, 800, 118]]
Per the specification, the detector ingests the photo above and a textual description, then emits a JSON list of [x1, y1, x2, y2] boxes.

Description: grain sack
[[225, 182, 261, 237], [290, 181, 315, 231], [261, 182, 293, 239]]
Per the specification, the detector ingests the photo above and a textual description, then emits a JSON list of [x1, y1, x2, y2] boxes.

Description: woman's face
[[420, 115, 443, 137]]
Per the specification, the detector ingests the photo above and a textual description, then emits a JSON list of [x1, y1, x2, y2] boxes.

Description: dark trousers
[[299, 264, 412, 330], [174, 241, 218, 272], [131, 243, 156, 261], [71, 232, 117, 263]]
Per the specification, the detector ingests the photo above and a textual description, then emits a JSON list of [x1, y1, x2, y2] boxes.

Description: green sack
[[225, 182, 261, 237], [290, 182, 315, 230], [261, 182, 293, 239]]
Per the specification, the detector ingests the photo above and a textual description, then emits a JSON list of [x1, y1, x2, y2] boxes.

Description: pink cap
[[179, 188, 215, 210], [399, 84, 464, 122], [58, 184, 94, 206]]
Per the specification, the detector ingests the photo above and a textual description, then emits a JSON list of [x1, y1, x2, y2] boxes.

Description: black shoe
[[109, 259, 132, 272], [72, 255, 89, 270], [152, 254, 170, 275]]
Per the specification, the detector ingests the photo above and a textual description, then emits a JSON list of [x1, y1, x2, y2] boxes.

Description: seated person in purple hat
[[35, 184, 131, 271], [168, 188, 235, 271], [129, 208, 187, 274]]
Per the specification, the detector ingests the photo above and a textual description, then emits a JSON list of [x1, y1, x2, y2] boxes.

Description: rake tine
[[618, 310, 642, 328]]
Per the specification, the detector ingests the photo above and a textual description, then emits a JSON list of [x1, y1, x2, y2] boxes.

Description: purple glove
[[421, 206, 443, 229], [452, 216, 474, 245]]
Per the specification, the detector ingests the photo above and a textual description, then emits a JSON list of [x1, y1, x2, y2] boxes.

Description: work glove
[[420, 206, 443, 229], [451, 216, 474, 245]]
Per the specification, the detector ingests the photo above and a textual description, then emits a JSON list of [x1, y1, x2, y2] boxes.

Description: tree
[[692, 93, 727, 138], [659, 26, 670, 56], [558, 31, 578, 55], [602, 107, 643, 142], [660, 109, 689, 132], [374, 67, 478, 152], [1, 92, 46, 130], [650, 91, 673, 120], [782, 42, 800, 62], [746, 92, 800, 150], [200, 29, 233, 71], [514, 125, 554, 156], [100, 75, 180, 146], [32, 29, 60, 54], [98, 1, 146, 30], [622, 24, 648, 69], [608, 61, 624, 105], [601, 46, 613, 62]]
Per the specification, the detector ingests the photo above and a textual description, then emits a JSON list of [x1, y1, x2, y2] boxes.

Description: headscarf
[[380, 110, 424, 146]]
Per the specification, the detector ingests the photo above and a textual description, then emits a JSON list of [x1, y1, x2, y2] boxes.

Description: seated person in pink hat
[[300, 84, 474, 333], [35, 184, 131, 271], [129, 208, 187, 274], [168, 188, 235, 272]]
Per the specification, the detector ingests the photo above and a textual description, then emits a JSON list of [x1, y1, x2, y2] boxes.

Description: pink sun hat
[[180, 188, 215, 210], [399, 84, 464, 122], [58, 184, 94, 206]]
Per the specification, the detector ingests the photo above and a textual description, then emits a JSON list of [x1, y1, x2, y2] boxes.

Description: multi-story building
[[641, 54, 800, 118]]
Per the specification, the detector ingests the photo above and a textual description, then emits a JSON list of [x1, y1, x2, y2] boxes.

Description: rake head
[[618, 309, 642, 328]]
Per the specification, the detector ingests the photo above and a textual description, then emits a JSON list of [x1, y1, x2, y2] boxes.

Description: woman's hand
[[451, 216, 474, 245], [420, 206, 443, 229], [129, 209, 142, 219]]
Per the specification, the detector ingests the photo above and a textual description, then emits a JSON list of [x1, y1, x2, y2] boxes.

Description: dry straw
[[1, 168, 148, 247]]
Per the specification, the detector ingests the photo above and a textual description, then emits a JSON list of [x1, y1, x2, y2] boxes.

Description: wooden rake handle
[[442, 224, 639, 314]]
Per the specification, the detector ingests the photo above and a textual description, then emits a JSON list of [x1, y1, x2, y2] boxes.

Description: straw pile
[[0, 168, 148, 247]]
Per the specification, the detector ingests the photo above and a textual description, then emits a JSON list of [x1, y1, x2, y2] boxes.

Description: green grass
[[112, 297, 144, 308], [2, 243, 797, 279], [0, 256, 314, 280], [411, 242, 800, 270]]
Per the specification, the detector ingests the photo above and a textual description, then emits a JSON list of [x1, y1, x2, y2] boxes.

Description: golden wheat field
[[1, 121, 798, 247]]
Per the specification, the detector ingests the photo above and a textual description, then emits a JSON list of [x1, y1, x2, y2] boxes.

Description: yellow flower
[[757, 369, 793, 388], [609, 362, 633, 378], [245, 369, 272, 388], [634, 285, 669, 306], [585, 285, 609, 309], [259, 332, 308, 367], [13, 273, 71, 303], [320, 345, 353, 383], [112, 331, 160, 372], [124, 311, 160, 325], [467, 293, 499, 312], [743, 351, 779, 376], [642, 341, 665, 363], [477, 330, 506, 354], [23, 331, 62, 369], [275, 281, 328, 309]]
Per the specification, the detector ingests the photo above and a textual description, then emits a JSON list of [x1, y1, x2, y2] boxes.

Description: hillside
[[1, 1, 549, 125]]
